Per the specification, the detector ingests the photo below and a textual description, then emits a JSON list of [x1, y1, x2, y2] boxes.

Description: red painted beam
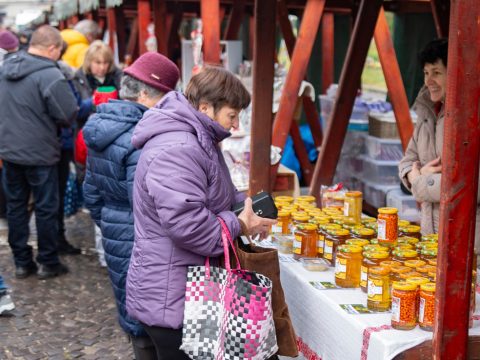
[[433, 0, 480, 358], [153, 0, 168, 55], [290, 119, 314, 184], [223, 0, 245, 40], [310, 0, 383, 198], [126, 18, 139, 63], [249, 0, 276, 195], [271, 0, 326, 187], [321, 12, 334, 94], [374, 7, 413, 151], [107, 8, 117, 52], [114, 6, 127, 63], [201, 0, 221, 64], [137, 0, 151, 54], [430, 0, 450, 38], [277, 0, 323, 150]]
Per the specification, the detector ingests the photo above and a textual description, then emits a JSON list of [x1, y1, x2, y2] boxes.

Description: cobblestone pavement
[[0, 212, 134, 359]]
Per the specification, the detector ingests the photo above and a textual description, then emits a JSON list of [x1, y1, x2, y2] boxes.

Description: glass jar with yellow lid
[[299, 223, 318, 259], [331, 215, 347, 226], [364, 243, 390, 254], [380, 260, 401, 270], [318, 223, 341, 258], [377, 207, 399, 246], [392, 249, 418, 265], [415, 241, 438, 253], [391, 281, 417, 330], [390, 266, 412, 283], [362, 216, 376, 225], [335, 245, 363, 288], [365, 222, 378, 232], [399, 271, 422, 281], [427, 258, 437, 267], [421, 234, 438, 242], [398, 236, 420, 246], [399, 225, 422, 240], [296, 202, 316, 212], [398, 220, 411, 228], [367, 266, 391, 311], [275, 195, 294, 204], [323, 206, 342, 214], [361, 251, 391, 292], [324, 228, 350, 266], [419, 282, 436, 330], [342, 218, 360, 232], [404, 259, 426, 271], [351, 227, 376, 240], [275, 201, 291, 210], [296, 195, 317, 205], [306, 208, 323, 217], [394, 244, 415, 252], [292, 212, 310, 233], [343, 191, 363, 224], [346, 238, 370, 248], [272, 209, 292, 235], [406, 277, 430, 319], [419, 248, 437, 262], [417, 265, 436, 278]]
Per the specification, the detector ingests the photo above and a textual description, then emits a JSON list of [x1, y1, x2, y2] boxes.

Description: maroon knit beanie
[[0, 30, 19, 51], [124, 52, 180, 93]]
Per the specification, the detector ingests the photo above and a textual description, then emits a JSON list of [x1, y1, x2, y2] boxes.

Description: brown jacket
[[399, 87, 480, 251]]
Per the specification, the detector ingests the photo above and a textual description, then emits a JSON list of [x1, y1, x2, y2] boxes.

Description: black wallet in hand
[[232, 191, 278, 219]]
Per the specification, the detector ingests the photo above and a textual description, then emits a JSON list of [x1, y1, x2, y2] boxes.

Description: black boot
[[58, 237, 81, 255]]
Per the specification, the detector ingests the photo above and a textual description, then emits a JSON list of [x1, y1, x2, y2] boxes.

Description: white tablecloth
[[256, 240, 480, 360]]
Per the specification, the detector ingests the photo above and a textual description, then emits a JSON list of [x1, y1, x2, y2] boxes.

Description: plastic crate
[[360, 155, 400, 185], [319, 95, 369, 131], [386, 188, 421, 223], [365, 135, 403, 161], [362, 179, 398, 209]]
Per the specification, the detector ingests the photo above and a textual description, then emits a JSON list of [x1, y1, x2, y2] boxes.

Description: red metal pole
[[290, 119, 314, 184], [114, 6, 127, 63], [321, 12, 334, 94], [153, 0, 168, 55], [201, 0, 221, 65], [271, 0, 326, 187], [433, 0, 480, 358], [107, 8, 116, 52], [223, 0, 245, 40], [249, 0, 276, 195], [430, 0, 450, 38], [310, 0, 383, 198], [374, 7, 413, 151], [137, 0, 150, 55]]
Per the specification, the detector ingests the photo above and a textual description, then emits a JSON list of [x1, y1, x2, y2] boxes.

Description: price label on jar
[[419, 297, 426, 323], [391, 296, 400, 322], [343, 202, 350, 217], [335, 258, 347, 279], [377, 219, 387, 240], [367, 279, 384, 301], [360, 266, 368, 288], [293, 235, 302, 255], [317, 235, 325, 254], [324, 240, 333, 260]]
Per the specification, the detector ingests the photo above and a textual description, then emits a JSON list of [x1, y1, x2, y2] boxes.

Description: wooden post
[[153, 0, 168, 55], [310, 0, 383, 198], [249, 0, 276, 195], [374, 7, 413, 151], [107, 7, 116, 52], [430, 0, 450, 38], [223, 0, 245, 40], [138, 0, 151, 55], [114, 5, 126, 63], [433, 0, 480, 358], [271, 0, 326, 188], [167, 5, 183, 60], [201, 0, 221, 64], [126, 18, 139, 62], [321, 12, 334, 94]]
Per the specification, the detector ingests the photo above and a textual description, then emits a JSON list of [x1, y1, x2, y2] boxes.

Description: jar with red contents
[[419, 282, 436, 331], [377, 207, 398, 247], [391, 282, 417, 330]]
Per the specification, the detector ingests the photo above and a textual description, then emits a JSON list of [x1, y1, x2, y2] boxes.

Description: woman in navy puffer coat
[[82, 52, 180, 360]]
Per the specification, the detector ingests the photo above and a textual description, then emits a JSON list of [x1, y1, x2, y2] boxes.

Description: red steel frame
[[201, 0, 221, 65]]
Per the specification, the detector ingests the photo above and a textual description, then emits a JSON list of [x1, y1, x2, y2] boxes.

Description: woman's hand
[[407, 161, 421, 185], [237, 198, 277, 240], [420, 157, 442, 175]]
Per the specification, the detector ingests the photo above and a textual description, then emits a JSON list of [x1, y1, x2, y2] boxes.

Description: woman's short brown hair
[[82, 40, 115, 75], [185, 66, 250, 113]]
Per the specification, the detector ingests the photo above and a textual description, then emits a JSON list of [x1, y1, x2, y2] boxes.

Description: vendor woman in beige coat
[[398, 39, 480, 254]]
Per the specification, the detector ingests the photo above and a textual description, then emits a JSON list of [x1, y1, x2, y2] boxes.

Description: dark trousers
[[141, 324, 190, 360], [0, 167, 6, 218], [131, 335, 158, 360], [2, 161, 60, 267], [57, 149, 73, 243]]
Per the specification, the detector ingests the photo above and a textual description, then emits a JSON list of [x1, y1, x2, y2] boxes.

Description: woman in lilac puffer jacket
[[126, 67, 276, 359]]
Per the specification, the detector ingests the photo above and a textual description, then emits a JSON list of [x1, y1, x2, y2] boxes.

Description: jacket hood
[[83, 100, 148, 152], [132, 91, 231, 157], [1, 51, 57, 80], [60, 29, 89, 47]]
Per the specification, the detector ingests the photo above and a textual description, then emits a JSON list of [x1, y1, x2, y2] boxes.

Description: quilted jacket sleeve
[[145, 145, 241, 257], [126, 148, 141, 209], [83, 157, 104, 227], [398, 126, 421, 190]]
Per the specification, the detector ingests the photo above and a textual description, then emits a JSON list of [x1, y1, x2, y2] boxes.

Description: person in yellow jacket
[[60, 20, 101, 69]]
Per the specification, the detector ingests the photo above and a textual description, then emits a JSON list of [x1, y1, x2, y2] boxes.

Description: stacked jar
[[361, 251, 390, 293], [419, 282, 436, 331], [343, 191, 363, 224], [367, 266, 391, 311], [406, 277, 430, 321], [323, 228, 349, 266], [335, 245, 363, 288], [391, 282, 417, 330], [399, 225, 422, 240], [272, 209, 292, 236], [377, 207, 398, 247], [350, 227, 376, 241], [392, 249, 419, 265]]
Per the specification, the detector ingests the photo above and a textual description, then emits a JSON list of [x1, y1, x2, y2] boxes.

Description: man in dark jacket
[[0, 25, 78, 280]]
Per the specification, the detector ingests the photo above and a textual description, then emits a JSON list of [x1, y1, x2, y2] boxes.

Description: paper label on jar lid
[[419, 297, 426, 323], [367, 279, 384, 301], [343, 202, 350, 217], [335, 258, 347, 279], [324, 240, 333, 260], [377, 219, 387, 240], [391, 296, 400, 322], [271, 224, 282, 234], [360, 266, 368, 287]]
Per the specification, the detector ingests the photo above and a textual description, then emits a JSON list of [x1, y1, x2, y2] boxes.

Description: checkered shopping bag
[[180, 218, 278, 360]]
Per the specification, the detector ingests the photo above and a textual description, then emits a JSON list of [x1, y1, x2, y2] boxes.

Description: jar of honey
[[272, 210, 292, 235], [335, 245, 363, 288], [343, 218, 361, 232], [415, 241, 438, 253], [399, 225, 422, 240], [421, 234, 438, 242], [398, 236, 420, 247], [275, 201, 291, 210], [351, 227, 376, 241], [300, 223, 318, 259], [390, 265, 412, 283], [318, 223, 341, 258], [275, 195, 294, 204], [394, 244, 415, 252], [391, 281, 417, 330], [367, 266, 391, 311], [362, 216, 377, 225], [324, 228, 350, 266], [404, 259, 427, 271], [392, 249, 418, 265], [365, 222, 378, 232], [296, 195, 317, 206], [344, 191, 363, 224], [417, 265, 436, 278], [419, 282, 436, 331], [428, 259, 437, 267], [363, 244, 390, 254], [406, 277, 430, 320], [400, 271, 422, 281], [380, 260, 401, 270], [398, 220, 411, 228], [346, 239, 370, 248], [331, 215, 347, 226], [361, 251, 390, 292], [377, 207, 398, 247], [419, 248, 437, 262], [292, 212, 310, 234]]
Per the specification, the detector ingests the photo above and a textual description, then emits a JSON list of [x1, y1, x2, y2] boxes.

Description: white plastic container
[[362, 179, 398, 208], [386, 188, 421, 223], [365, 135, 403, 161], [360, 155, 400, 185]]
